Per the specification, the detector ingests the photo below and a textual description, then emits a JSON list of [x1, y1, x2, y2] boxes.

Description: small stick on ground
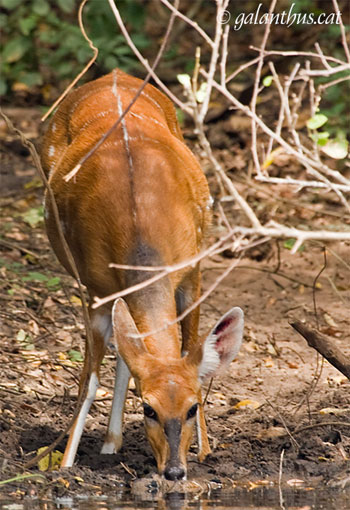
[[290, 321, 350, 380]]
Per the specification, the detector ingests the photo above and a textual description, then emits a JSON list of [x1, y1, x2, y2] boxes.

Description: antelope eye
[[186, 403, 198, 420], [143, 403, 158, 421]]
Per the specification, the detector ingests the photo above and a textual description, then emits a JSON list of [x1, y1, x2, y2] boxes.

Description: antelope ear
[[112, 298, 150, 377], [198, 307, 244, 381]]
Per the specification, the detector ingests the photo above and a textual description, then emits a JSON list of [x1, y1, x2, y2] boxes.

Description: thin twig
[[41, 0, 98, 122], [159, 0, 214, 48], [250, 0, 277, 177], [108, 0, 189, 112], [294, 421, 350, 434], [332, 0, 350, 64], [312, 248, 327, 329], [278, 449, 285, 510]]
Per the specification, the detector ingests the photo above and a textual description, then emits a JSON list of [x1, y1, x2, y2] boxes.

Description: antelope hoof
[[198, 444, 211, 462], [101, 433, 122, 454]]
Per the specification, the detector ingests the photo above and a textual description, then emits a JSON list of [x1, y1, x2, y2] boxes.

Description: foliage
[[0, 0, 148, 96], [21, 205, 44, 228], [307, 113, 348, 159]]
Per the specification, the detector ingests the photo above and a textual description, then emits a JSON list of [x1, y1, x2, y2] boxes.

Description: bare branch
[[107, 0, 189, 112], [291, 321, 350, 380], [159, 0, 214, 48], [41, 0, 98, 122], [332, 0, 350, 64], [250, 0, 278, 176]]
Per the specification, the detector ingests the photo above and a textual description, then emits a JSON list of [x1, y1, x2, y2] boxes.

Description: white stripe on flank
[[129, 111, 165, 129], [76, 109, 115, 135]]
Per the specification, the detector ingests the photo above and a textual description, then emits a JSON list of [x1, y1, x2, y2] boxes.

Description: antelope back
[[41, 69, 211, 301]]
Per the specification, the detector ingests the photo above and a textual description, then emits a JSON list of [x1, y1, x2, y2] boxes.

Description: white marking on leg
[[101, 355, 130, 454], [48, 145, 55, 157], [62, 372, 99, 467], [196, 408, 202, 455]]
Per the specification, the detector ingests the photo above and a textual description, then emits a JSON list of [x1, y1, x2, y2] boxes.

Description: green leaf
[[104, 55, 119, 70], [21, 206, 44, 228], [68, 349, 84, 362], [57, 0, 75, 13], [176, 107, 185, 126], [263, 75, 273, 87], [0, 0, 23, 9], [310, 131, 330, 146], [283, 239, 304, 252], [22, 271, 48, 283], [46, 276, 61, 288], [32, 0, 50, 16], [24, 177, 43, 190], [19, 16, 37, 36], [19, 71, 43, 87], [56, 61, 74, 77], [2, 37, 28, 63], [306, 114, 328, 130]]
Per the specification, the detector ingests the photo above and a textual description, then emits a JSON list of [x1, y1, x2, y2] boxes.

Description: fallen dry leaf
[[37, 447, 63, 471], [323, 313, 338, 328], [319, 407, 350, 415], [257, 426, 286, 440], [234, 399, 261, 410]]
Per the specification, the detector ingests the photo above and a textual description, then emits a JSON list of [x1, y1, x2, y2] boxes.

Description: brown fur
[[41, 68, 212, 475]]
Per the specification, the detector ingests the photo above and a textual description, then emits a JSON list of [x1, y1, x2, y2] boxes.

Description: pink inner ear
[[213, 318, 232, 336], [213, 315, 239, 362], [199, 307, 243, 380]]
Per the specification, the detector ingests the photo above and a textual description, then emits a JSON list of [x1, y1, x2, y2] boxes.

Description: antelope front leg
[[176, 267, 210, 461], [61, 371, 100, 467], [196, 390, 211, 461], [61, 331, 106, 467], [101, 354, 130, 454]]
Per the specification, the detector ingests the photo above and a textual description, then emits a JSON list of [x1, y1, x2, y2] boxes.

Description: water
[[1, 486, 349, 510]]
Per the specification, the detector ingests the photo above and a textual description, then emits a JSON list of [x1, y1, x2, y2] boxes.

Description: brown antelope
[[41, 69, 244, 480]]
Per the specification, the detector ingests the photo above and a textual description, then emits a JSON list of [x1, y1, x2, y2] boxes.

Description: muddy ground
[[0, 107, 349, 500]]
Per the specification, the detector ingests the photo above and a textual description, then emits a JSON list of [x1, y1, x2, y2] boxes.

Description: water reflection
[[1, 487, 350, 510]]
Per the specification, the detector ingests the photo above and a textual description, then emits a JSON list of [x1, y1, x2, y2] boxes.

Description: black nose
[[164, 464, 186, 480]]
